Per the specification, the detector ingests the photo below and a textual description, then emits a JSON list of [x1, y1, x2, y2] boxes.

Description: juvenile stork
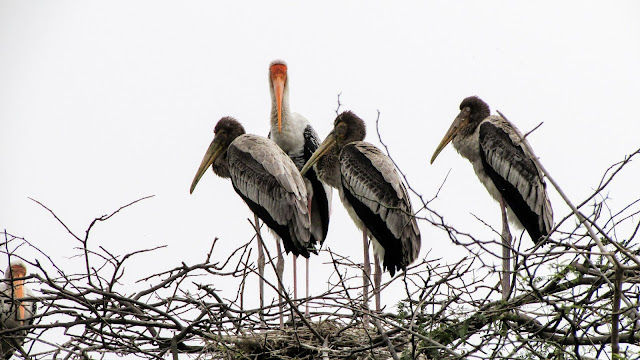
[[301, 111, 421, 315], [430, 96, 553, 298], [1, 260, 37, 359], [190, 117, 314, 325], [268, 60, 331, 315]]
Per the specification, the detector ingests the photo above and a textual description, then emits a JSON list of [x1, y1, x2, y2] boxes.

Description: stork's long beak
[[270, 64, 287, 133], [300, 130, 336, 176], [10, 265, 26, 323], [430, 109, 469, 164], [190, 138, 225, 194], [273, 76, 284, 134]]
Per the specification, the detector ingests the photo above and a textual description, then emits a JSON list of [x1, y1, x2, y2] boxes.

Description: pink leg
[[499, 196, 512, 300], [305, 257, 310, 317], [362, 228, 371, 327], [374, 255, 382, 312], [293, 255, 298, 302], [306, 197, 312, 317], [276, 240, 285, 329], [254, 214, 265, 324]]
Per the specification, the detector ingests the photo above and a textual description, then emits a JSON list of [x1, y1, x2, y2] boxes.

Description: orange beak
[[270, 63, 287, 133], [11, 265, 26, 324]]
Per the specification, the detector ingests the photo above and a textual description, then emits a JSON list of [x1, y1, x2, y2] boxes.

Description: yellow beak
[[270, 63, 287, 134], [273, 75, 284, 133], [300, 131, 337, 176], [430, 110, 468, 164], [190, 138, 225, 194], [10, 265, 26, 323]]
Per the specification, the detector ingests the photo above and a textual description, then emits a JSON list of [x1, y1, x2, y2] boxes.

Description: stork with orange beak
[[1, 260, 37, 359], [268, 60, 331, 317]]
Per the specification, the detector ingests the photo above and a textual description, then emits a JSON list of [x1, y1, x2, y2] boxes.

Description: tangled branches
[[2, 146, 640, 359]]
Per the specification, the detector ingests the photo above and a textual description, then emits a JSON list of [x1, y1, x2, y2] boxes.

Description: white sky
[[2, 1, 640, 327]]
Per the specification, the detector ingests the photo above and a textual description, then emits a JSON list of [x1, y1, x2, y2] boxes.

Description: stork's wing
[[479, 119, 553, 243], [303, 124, 332, 244], [227, 134, 313, 257], [340, 142, 421, 276]]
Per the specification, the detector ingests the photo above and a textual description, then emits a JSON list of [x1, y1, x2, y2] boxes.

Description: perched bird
[[190, 117, 314, 325], [301, 111, 421, 313], [1, 260, 37, 360], [267, 60, 331, 314], [430, 96, 553, 244]]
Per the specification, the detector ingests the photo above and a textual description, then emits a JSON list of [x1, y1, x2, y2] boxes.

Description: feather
[[478, 117, 553, 243], [340, 142, 421, 276], [228, 135, 313, 256]]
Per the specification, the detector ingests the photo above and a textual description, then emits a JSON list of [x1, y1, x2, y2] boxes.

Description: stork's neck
[[211, 153, 231, 179], [315, 146, 341, 189], [452, 125, 481, 163]]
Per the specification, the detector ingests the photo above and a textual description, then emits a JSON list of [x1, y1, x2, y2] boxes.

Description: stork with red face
[[1, 260, 37, 359], [268, 60, 331, 317]]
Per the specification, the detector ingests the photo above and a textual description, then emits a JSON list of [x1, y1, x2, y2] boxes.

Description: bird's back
[[339, 141, 421, 276], [478, 116, 553, 243], [227, 134, 314, 257]]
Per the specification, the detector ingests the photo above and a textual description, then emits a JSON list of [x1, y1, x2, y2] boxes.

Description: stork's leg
[[276, 239, 285, 329], [305, 196, 312, 318], [362, 228, 371, 328], [293, 254, 298, 301], [305, 257, 310, 318], [254, 214, 265, 324], [499, 196, 512, 300], [374, 255, 382, 312]]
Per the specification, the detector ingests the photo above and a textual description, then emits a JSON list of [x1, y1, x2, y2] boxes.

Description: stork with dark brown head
[[431, 96, 553, 244], [301, 111, 421, 313], [191, 116, 314, 257]]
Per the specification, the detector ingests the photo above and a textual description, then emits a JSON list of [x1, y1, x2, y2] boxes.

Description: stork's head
[[430, 96, 490, 164], [190, 117, 246, 194], [300, 111, 366, 176], [269, 59, 288, 133], [333, 111, 366, 148], [459, 96, 490, 125], [5, 259, 27, 280]]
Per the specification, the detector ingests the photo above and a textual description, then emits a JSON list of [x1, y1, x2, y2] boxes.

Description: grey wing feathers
[[479, 119, 553, 235], [341, 142, 421, 266], [227, 135, 312, 251]]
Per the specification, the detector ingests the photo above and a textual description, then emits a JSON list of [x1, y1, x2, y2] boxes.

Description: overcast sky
[[2, 1, 640, 323]]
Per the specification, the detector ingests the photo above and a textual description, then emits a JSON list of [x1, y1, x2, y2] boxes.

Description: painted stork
[[300, 111, 421, 314], [190, 117, 315, 324], [430, 96, 553, 243], [1, 260, 37, 359], [430, 96, 553, 299], [268, 60, 331, 315]]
